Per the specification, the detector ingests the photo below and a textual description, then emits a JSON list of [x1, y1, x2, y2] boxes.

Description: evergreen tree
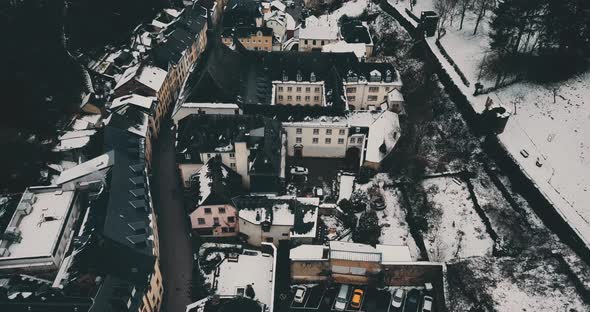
[[352, 210, 381, 245]]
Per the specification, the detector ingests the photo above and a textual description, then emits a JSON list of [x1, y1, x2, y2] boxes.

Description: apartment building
[[222, 27, 274, 51], [298, 16, 339, 52], [273, 79, 325, 106], [344, 67, 403, 110], [283, 111, 402, 169]]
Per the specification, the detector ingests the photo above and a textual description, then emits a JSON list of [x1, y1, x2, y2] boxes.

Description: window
[[305, 87, 311, 93], [207, 153, 211, 158], [296, 96, 301, 101], [228, 227, 236, 233], [222, 227, 229, 233], [278, 86, 283, 91], [282, 233, 290, 237], [304, 39, 308, 44], [305, 96, 310, 101], [338, 138, 345, 144], [321, 40, 325, 45], [227, 216, 235, 223], [314, 87, 320, 92], [204, 208, 212, 214], [350, 138, 355, 143], [296, 87, 301, 92], [346, 87, 357, 93], [385, 86, 391, 91], [296, 137, 302, 143], [213, 217, 220, 225], [369, 86, 379, 93], [339, 129, 346, 135], [384, 96, 388, 101], [230, 163, 236, 168], [229, 153, 235, 158], [313, 129, 319, 134], [313, 40, 316, 45], [287, 87, 292, 91], [197, 218, 205, 225], [312, 138, 319, 144], [314, 96, 319, 101], [325, 138, 331, 144], [326, 129, 332, 135], [265, 237, 274, 242], [219, 207, 226, 214], [296, 128, 302, 134], [368, 95, 378, 101], [348, 96, 356, 101], [287, 95, 292, 100], [357, 137, 363, 143]]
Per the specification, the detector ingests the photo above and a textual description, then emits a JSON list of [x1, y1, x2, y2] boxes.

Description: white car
[[391, 288, 405, 308], [422, 295, 433, 312], [294, 286, 307, 303], [290, 166, 309, 175]]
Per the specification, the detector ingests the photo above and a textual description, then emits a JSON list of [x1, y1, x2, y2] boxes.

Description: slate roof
[[222, 26, 273, 38], [189, 157, 244, 211]]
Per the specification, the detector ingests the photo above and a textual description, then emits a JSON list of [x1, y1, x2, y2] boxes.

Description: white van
[[334, 285, 350, 311]]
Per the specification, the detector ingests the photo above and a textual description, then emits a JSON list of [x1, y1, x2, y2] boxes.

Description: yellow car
[[350, 288, 364, 309]]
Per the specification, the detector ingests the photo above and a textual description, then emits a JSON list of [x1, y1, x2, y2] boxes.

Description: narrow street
[[151, 120, 193, 312]]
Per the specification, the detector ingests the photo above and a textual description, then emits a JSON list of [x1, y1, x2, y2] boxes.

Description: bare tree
[[457, 0, 471, 30], [473, 0, 493, 35], [435, 0, 458, 39]]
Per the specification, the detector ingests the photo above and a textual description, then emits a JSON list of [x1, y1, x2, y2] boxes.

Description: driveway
[[151, 120, 193, 312]]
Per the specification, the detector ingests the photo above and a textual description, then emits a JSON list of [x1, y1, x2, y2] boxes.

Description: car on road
[[421, 295, 433, 312], [350, 288, 364, 309], [391, 288, 406, 309], [334, 284, 350, 311], [404, 289, 421, 312], [293, 286, 307, 303], [290, 166, 309, 175]]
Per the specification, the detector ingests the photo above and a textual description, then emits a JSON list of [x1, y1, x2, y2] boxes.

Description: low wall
[[383, 262, 447, 312]]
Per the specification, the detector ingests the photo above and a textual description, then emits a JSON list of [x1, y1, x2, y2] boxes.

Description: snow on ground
[[321, 214, 347, 239], [389, 0, 590, 252], [331, 0, 369, 21], [422, 177, 494, 262], [448, 256, 589, 312], [378, 187, 421, 260]]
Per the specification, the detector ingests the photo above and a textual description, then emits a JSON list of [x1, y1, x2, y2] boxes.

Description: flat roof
[[214, 250, 274, 307], [375, 245, 413, 263], [290, 245, 328, 261], [0, 186, 76, 259]]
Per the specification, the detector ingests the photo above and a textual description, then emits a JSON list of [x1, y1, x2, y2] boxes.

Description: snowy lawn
[[447, 256, 588, 312], [422, 177, 494, 262], [389, 0, 590, 252], [378, 186, 421, 260]]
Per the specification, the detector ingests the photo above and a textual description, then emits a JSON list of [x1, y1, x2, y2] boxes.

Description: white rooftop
[[111, 94, 156, 111], [300, 16, 338, 40], [181, 103, 241, 109], [375, 245, 413, 263], [289, 244, 328, 261], [365, 111, 401, 163], [194, 160, 230, 206], [55, 151, 115, 185], [213, 250, 274, 308], [137, 65, 167, 92], [388, 89, 404, 102], [270, 0, 286, 11], [0, 186, 76, 259], [322, 41, 367, 60]]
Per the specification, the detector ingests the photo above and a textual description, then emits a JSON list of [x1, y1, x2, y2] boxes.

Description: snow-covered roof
[[0, 186, 76, 260], [53, 130, 97, 152], [181, 103, 241, 109], [213, 249, 275, 307], [114, 64, 140, 90], [322, 41, 367, 60], [329, 241, 382, 262], [338, 174, 355, 202], [55, 151, 115, 185], [290, 244, 329, 261], [375, 245, 413, 263], [111, 94, 156, 111], [270, 0, 286, 11], [286, 13, 296, 30], [164, 8, 182, 18], [71, 114, 102, 130], [193, 160, 231, 206], [388, 89, 404, 102], [299, 16, 338, 40], [58, 130, 97, 141], [365, 111, 401, 163], [137, 65, 167, 92]]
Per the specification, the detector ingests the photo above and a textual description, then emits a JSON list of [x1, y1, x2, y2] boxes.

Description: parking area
[[288, 285, 433, 312]]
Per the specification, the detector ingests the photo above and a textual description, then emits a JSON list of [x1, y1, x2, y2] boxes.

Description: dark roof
[[223, 0, 263, 28], [197, 0, 216, 10], [189, 158, 244, 210], [177, 114, 283, 177], [341, 20, 372, 44], [222, 26, 273, 38], [178, 2, 208, 34]]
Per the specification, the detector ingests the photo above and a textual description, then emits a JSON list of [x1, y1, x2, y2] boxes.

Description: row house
[[298, 16, 339, 52], [282, 111, 402, 169], [222, 26, 275, 51], [344, 67, 403, 111]]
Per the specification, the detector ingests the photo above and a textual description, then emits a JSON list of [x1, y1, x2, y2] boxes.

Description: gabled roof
[[190, 158, 243, 209], [110, 94, 156, 111], [114, 64, 167, 93], [55, 151, 115, 185]]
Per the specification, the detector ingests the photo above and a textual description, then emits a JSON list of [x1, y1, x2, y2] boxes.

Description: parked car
[[350, 288, 364, 309], [404, 289, 421, 312], [391, 288, 406, 309], [422, 295, 433, 312], [334, 285, 350, 311], [290, 166, 309, 175], [293, 286, 307, 303]]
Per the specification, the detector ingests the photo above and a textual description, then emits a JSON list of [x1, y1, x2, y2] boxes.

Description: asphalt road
[[152, 120, 194, 312]]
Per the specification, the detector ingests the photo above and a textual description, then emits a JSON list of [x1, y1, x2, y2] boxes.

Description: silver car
[[391, 288, 406, 309]]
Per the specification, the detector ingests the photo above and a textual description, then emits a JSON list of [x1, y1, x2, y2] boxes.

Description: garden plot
[[422, 177, 494, 262], [447, 256, 589, 312]]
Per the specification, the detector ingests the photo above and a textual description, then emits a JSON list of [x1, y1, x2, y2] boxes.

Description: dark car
[[404, 289, 420, 312]]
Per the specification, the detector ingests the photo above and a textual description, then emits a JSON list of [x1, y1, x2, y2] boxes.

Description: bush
[[338, 199, 354, 214], [350, 190, 369, 212], [342, 212, 358, 229], [218, 296, 261, 312], [352, 210, 381, 245]]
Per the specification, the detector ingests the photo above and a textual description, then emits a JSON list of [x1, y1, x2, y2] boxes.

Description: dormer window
[[296, 70, 302, 82], [310, 72, 316, 82]]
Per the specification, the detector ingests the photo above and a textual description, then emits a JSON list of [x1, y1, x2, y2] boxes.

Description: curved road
[[152, 120, 193, 312]]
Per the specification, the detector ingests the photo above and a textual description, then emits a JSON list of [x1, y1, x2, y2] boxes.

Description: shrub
[[352, 210, 381, 245], [338, 199, 354, 214], [357, 166, 378, 184], [350, 189, 369, 212]]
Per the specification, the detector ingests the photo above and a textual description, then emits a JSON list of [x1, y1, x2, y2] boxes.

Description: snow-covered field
[[389, 0, 590, 251], [422, 177, 494, 262], [378, 186, 421, 260]]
